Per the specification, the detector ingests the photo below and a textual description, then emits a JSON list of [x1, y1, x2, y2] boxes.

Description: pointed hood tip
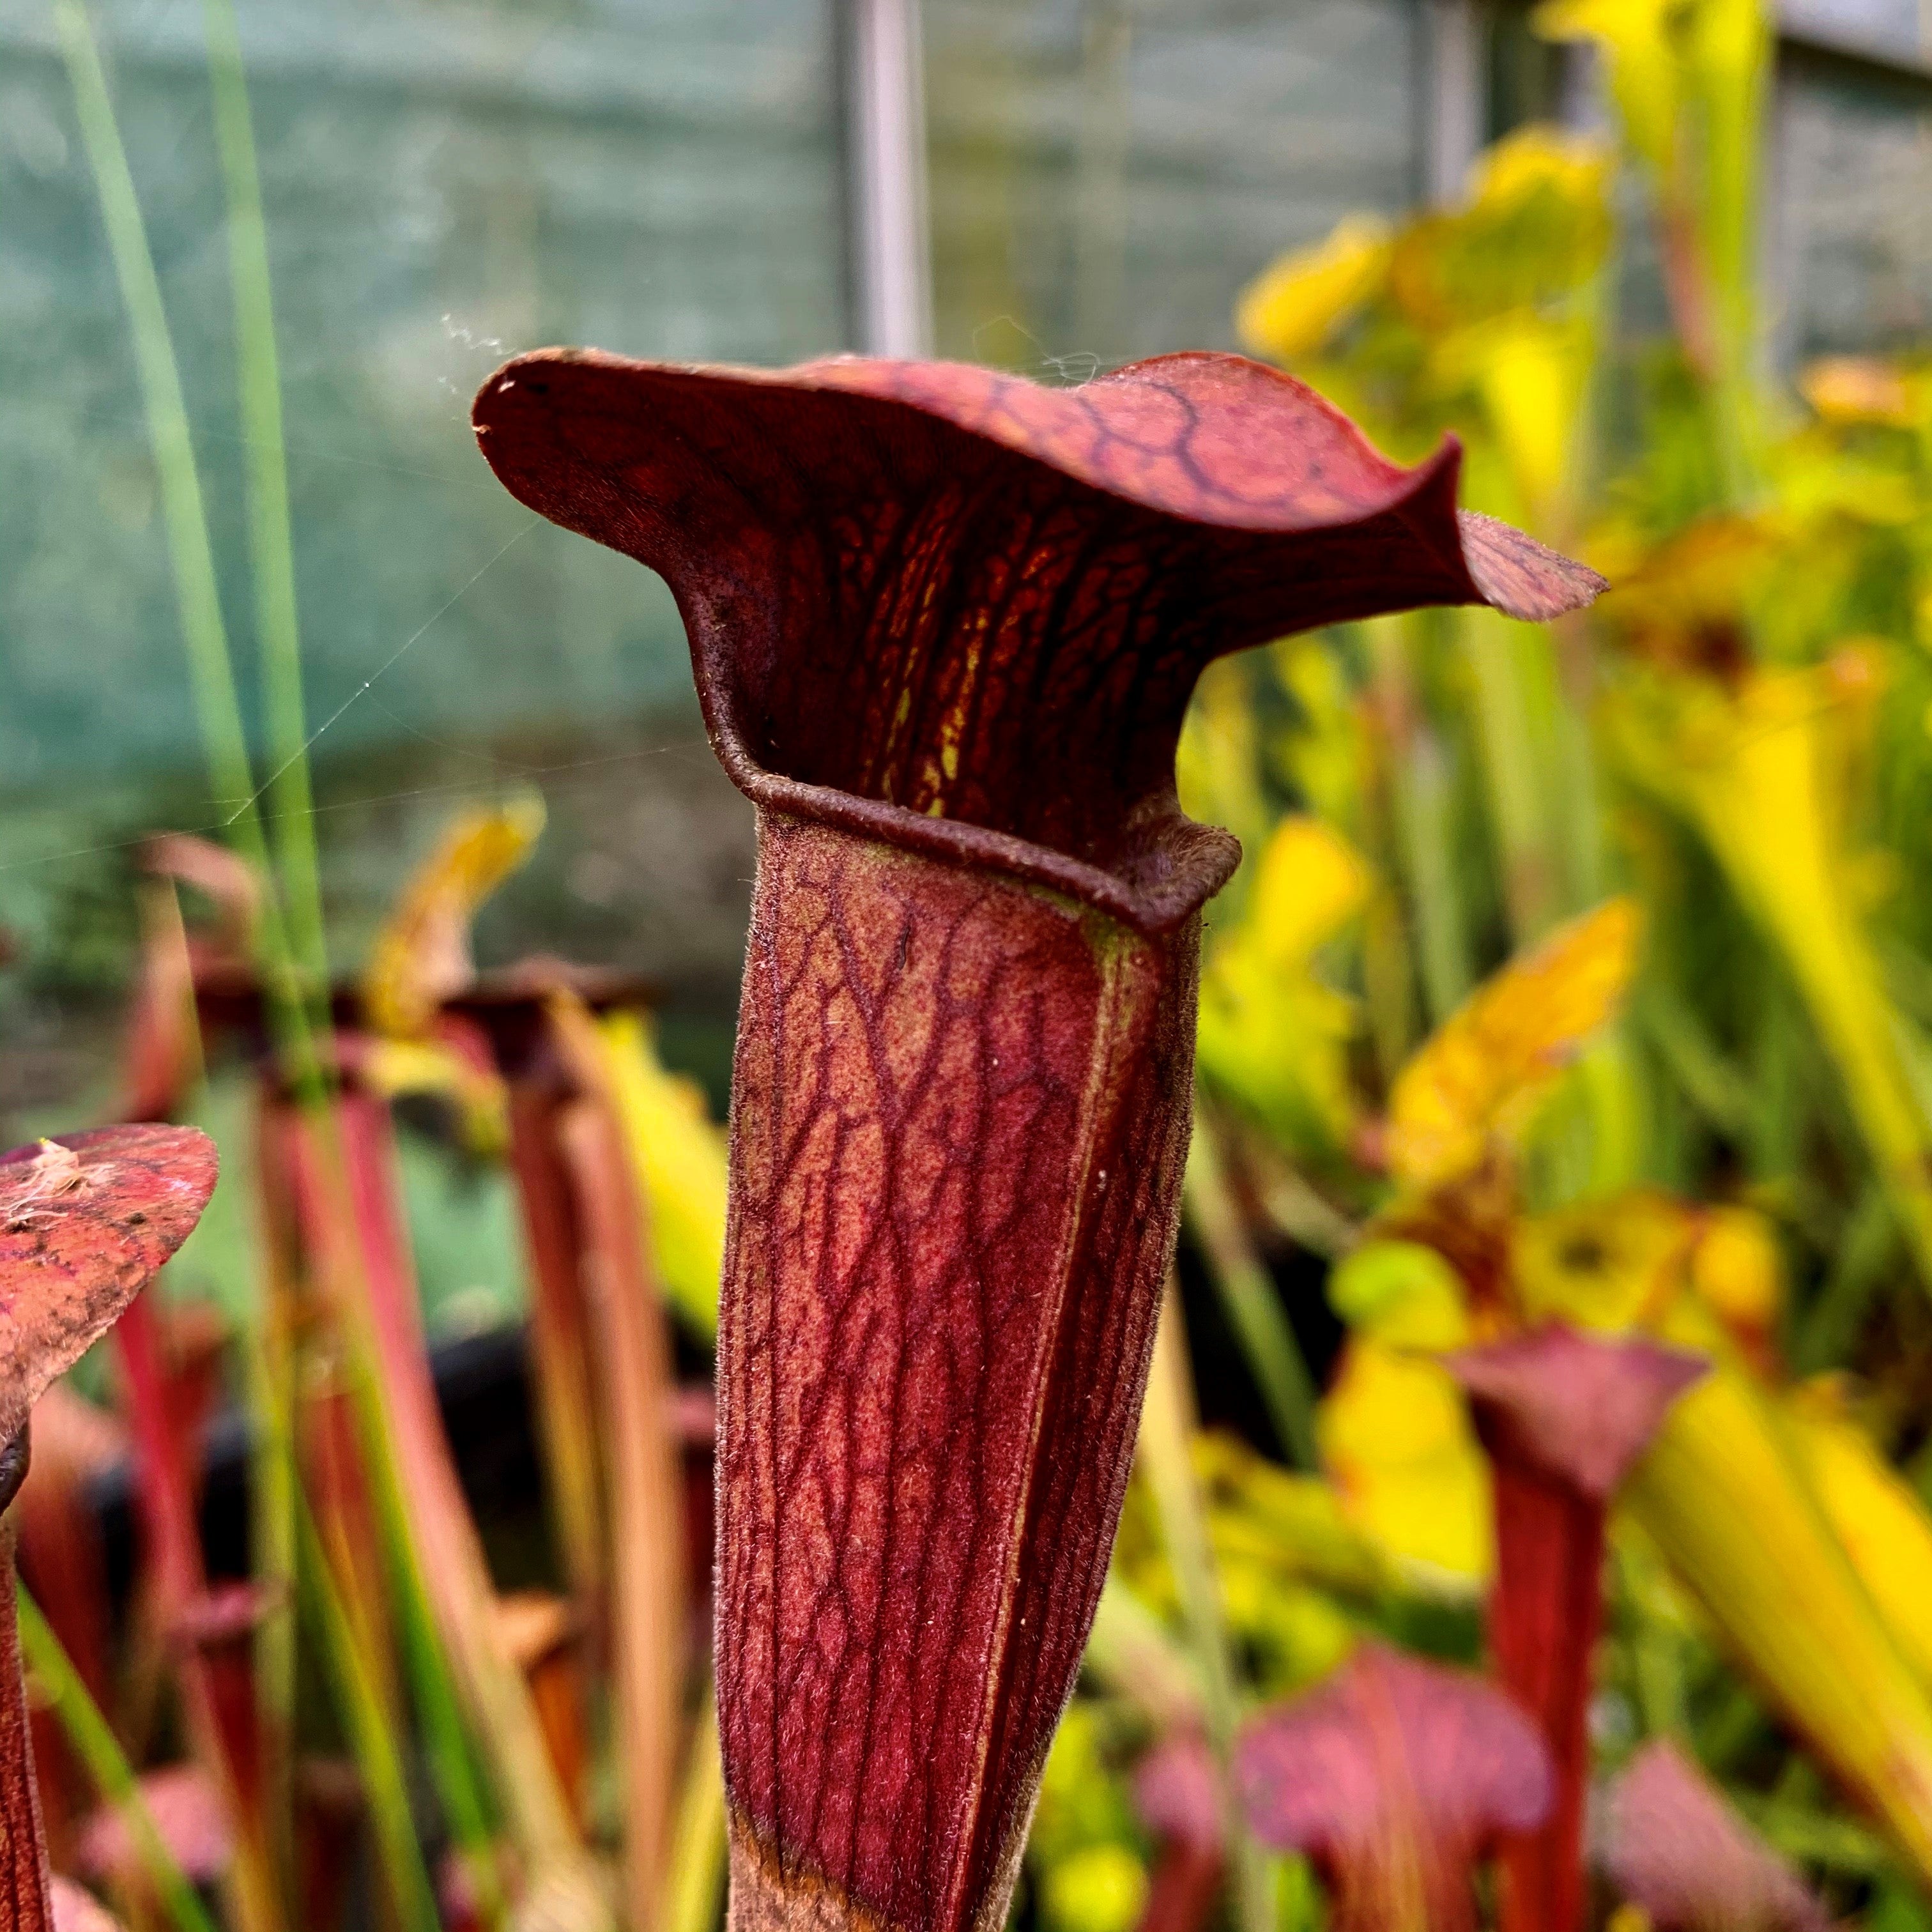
[[1458, 509, 1611, 624]]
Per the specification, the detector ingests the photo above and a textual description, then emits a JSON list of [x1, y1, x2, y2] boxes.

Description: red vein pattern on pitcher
[[721, 820, 1195, 1931]]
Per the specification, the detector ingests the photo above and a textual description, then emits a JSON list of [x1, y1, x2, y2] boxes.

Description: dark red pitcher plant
[[0, 1126, 218, 1929], [472, 348, 1604, 1932]]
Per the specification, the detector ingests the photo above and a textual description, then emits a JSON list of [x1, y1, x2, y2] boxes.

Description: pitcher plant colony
[[16, 0, 1932, 1929]]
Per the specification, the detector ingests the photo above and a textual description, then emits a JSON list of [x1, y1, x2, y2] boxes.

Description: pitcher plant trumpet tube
[[472, 348, 1604, 1932], [1449, 1324, 1707, 1932]]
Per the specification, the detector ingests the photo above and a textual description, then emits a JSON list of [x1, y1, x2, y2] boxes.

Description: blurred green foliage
[[1029, 0, 1932, 1924]]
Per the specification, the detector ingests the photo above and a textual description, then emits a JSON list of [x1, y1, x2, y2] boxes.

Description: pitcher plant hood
[[473, 350, 1602, 934], [472, 349, 1603, 1932], [1236, 1641, 1553, 1932], [1, 1128, 219, 1447]]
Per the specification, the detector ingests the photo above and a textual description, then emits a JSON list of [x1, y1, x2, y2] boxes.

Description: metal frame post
[[839, 0, 935, 356]]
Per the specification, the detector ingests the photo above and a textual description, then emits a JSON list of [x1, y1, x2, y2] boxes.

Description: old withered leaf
[[361, 793, 545, 1040], [1388, 898, 1641, 1192]]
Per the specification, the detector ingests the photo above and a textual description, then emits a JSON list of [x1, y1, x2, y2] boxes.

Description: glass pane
[[924, 0, 1424, 371], [1777, 54, 1932, 356], [1783, 0, 1922, 61], [0, 0, 840, 1108]]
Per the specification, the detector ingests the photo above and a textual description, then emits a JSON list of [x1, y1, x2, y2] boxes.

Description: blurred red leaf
[[76, 1763, 232, 1886], [140, 835, 261, 967], [1133, 1735, 1224, 1932], [549, 991, 687, 1924], [49, 1876, 121, 1932], [1237, 1642, 1551, 1932], [1604, 1741, 1832, 1932], [14, 1386, 124, 1865], [1450, 1324, 1708, 1502], [0, 1124, 214, 1932]]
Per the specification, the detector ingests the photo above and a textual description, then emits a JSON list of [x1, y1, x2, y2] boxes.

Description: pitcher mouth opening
[[697, 719, 1239, 937]]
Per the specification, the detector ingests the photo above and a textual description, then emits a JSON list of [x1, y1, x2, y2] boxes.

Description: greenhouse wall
[[4, 0, 1932, 1116]]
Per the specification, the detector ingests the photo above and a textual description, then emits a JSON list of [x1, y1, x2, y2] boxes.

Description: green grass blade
[[1637, 981, 1754, 1137], [198, 0, 329, 1015], [16, 1585, 221, 1932], [62, 17, 322, 1907], [295, 1489, 445, 1932], [1138, 1287, 1274, 1932], [57, 0, 322, 1095], [195, 5, 326, 1896], [664, 1687, 727, 1932], [1462, 607, 1563, 946], [1184, 1114, 1319, 1471], [309, 1095, 602, 1924], [1366, 615, 1471, 1026], [56, 0, 256, 841], [385, 1481, 509, 1932], [241, 1319, 298, 1911], [1795, 1183, 1896, 1376]]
